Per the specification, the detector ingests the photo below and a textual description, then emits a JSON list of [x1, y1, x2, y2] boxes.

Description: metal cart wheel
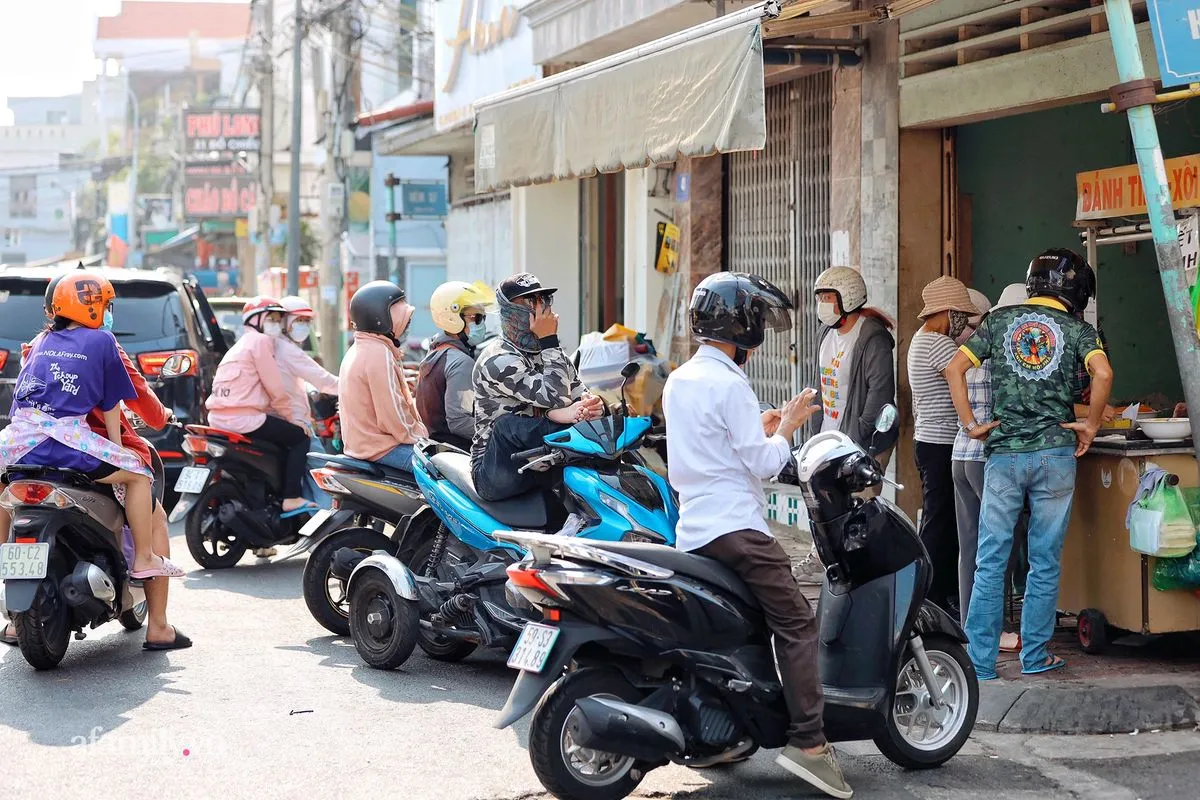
[[1077, 608, 1110, 654]]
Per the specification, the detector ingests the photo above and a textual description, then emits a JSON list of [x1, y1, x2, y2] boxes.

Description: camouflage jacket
[[470, 337, 585, 463]]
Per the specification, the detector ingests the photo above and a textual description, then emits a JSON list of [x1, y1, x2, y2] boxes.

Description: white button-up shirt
[[663, 345, 793, 552]]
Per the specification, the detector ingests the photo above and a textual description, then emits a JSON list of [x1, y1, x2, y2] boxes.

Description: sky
[[0, 0, 248, 123]]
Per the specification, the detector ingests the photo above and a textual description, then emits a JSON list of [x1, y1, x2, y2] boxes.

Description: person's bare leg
[[143, 503, 175, 644], [97, 472, 161, 574]]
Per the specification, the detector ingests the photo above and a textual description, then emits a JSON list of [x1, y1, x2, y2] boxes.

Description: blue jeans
[[964, 446, 1076, 676], [374, 445, 414, 472]]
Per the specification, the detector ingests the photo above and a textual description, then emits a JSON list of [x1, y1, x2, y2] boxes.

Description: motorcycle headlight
[[616, 468, 664, 512]]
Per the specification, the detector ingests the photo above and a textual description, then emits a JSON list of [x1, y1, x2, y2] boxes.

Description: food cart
[[1056, 157, 1200, 652]]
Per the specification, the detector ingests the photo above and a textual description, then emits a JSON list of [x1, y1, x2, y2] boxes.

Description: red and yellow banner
[[1076, 154, 1200, 220]]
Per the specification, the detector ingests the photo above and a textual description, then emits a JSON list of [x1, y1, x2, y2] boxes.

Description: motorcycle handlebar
[[511, 447, 550, 463]]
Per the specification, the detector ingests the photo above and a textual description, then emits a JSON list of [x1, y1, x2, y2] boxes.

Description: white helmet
[[430, 281, 496, 335], [813, 267, 867, 315], [279, 295, 315, 319]]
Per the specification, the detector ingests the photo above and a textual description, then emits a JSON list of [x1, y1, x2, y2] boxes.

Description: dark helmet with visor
[[689, 272, 793, 356], [1026, 248, 1096, 314]]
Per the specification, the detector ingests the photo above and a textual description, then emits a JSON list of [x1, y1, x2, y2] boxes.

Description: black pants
[[915, 440, 958, 615], [697, 530, 825, 749], [472, 415, 566, 502], [251, 415, 310, 498]]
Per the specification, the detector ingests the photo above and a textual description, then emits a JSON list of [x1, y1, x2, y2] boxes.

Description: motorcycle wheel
[[873, 634, 979, 770], [302, 527, 392, 636], [119, 600, 148, 631], [185, 482, 249, 569], [14, 577, 71, 670], [411, 534, 478, 662], [348, 568, 418, 670], [529, 669, 647, 800]]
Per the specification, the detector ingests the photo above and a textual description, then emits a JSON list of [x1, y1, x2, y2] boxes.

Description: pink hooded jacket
[[206, 328, 295, 433], [339, 305, 428, 461], [275, 337, 339, 434]]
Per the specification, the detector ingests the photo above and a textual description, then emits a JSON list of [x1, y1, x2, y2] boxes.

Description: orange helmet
[[52, 272, 116, 329]]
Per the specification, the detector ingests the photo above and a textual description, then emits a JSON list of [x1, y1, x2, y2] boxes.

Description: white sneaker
[[792, 546, 826, 585]]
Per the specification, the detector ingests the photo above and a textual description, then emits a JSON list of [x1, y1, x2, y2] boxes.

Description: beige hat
[[918, 276, 977, 319], [966, 288, 991, 318], [994, 282, 1028, 310]]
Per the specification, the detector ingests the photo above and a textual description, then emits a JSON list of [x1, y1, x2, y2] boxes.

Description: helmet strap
[[733, 347, 749, 366]]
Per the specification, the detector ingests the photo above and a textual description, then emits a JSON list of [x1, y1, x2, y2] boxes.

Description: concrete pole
[[126, 85, 139, 267], [385, 172, 398, 281], [254, 0, 274, 295], [318, 1, 349, 369], [1102, 0, 1200, 457], [286, 0, 304, 296]]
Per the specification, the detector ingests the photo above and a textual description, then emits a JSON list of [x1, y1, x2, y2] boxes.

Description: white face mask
[[466, 321, 488, 346], [289, 322, 311, 343], [263, 321, 283, 338], [816, 301, 844, 328]]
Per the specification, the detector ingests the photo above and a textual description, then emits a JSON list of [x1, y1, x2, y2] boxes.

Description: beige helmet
[[430, 280, 497, 335], [813, 266, 867, 314]]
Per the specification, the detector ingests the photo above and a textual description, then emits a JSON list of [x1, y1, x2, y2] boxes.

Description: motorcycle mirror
[[620, 362, 641, 380], [160, 353, 195, 379], [875, 404, 898, 434]]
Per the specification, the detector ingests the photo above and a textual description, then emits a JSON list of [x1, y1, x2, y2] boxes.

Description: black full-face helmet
[[349, 280, 406, 338], [689, 272, 793, 355], [1026, 248, 1096, 313]]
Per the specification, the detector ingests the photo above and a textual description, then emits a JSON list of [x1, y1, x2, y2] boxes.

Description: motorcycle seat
[[428, 452, 548, 530], [583, 540, 761, 609], [308, 453, 418, 488]]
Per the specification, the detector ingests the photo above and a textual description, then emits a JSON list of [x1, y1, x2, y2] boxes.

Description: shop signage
[[1181, 213, 1199, 285], [1147, 0, 1200, 87], [183, 109, 261, 159], [655, 222, 681, 275], [1075, 154, 1200, 220], [184, 172, 258, 220], [434, 0, 538, 132]]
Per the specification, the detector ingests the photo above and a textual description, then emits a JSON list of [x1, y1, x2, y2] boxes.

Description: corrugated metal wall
[[445, 196, 512, 287], [727, 73, 832, 407]]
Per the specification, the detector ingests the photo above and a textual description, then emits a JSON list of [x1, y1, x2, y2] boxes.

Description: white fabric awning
[[473, 1, 780, 193]]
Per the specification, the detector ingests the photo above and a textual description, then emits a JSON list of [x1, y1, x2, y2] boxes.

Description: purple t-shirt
[[11, 327, 136, 472]]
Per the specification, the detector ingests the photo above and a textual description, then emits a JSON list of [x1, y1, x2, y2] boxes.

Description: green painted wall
[[956, 100, 1200, 405]]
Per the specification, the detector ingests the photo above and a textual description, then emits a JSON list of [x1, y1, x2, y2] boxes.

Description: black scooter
[[495, 405, 978, 800]]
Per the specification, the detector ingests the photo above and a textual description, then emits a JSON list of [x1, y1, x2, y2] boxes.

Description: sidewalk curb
[[978, 681, 1200, 735]]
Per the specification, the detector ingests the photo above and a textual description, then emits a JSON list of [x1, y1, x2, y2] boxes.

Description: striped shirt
[[952, 362, 992, 462], [907, 330, 961, 446]]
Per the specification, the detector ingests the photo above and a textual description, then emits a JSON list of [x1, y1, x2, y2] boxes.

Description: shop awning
[[148, 225, 199, 254], [472, 1, 782, 193], [376, 115, 474, 158]]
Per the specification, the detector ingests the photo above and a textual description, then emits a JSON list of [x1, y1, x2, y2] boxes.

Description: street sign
[[1147, 0, 1200, 87], [399, 181, 448, 219]]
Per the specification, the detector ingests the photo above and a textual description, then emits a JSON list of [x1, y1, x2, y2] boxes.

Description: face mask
[[102, 308, 113, 331], [289, 322, 311, 343], [466, 321, 489, 346], [817, 301, 844, 328], [263, 321, 283, 338], [948, 311, 971, 339]]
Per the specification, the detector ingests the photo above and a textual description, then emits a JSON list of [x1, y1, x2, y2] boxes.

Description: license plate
[[0, 542, 50, 580], [507, 622, 561, 673], [299, 509, 333, 537], [174, 466, 211, 494]]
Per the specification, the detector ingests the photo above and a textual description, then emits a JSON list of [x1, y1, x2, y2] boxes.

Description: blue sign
[[1148, 0, 1200, 87], [675, 173, 690, 202], [400, 181, 448, 219]]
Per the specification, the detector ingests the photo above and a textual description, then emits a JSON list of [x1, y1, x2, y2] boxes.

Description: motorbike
[[0, 448, 169, 670], [309, 390, 340, 454], [342, 362, 678, 671], [494, 404, 979, 800], [296, 452, 437, 636]]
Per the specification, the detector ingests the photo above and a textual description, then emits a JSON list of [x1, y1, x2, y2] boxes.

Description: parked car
[[206, 295, 249, 344], [0, 265, 229, 503]]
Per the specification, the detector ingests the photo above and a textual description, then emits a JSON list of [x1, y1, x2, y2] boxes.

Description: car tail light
[[0, 349, 9, 371], [182, 435, 225, 458], [139, 350, 198, 376], [310, 468, 349, 494], [0, 481, 78, 510]]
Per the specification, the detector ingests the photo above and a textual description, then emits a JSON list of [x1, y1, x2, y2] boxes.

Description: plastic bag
[[1153, 533, 1200, 591], [1127, 477, 1197, 558]]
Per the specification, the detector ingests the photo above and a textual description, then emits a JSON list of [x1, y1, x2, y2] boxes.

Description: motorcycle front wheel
[[302, 527, 392, 636], [873, 634, 979, 769], [528, 668, 648, 800]]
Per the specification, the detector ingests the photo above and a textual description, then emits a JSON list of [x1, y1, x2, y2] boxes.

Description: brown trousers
[[696, 529, 825, 748]]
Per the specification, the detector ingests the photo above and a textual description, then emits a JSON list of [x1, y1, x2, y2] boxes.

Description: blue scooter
[[343, 363, 677, 670]]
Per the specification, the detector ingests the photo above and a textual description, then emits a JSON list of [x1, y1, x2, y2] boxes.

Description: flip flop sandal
[[130, 556, 186, 580], [143, 627, 193, 652], [1, 627, 17, 647], [1022, 654, 1067, 675], [999, 633, 1022, 653], [279, 503, 319, 519]]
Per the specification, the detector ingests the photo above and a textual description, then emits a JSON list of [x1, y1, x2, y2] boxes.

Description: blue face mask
[[466, 321, 488, 346], [102, 308, 113, 330]]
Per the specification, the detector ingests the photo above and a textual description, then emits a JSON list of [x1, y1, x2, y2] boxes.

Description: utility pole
[[318, 0, 351, 369], [1102, 0, 1200, 478], [125, 85, 139, 267], [384, 172, 399, 282], [252, 0, 274, 296], [286, 0, 304, 296]]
